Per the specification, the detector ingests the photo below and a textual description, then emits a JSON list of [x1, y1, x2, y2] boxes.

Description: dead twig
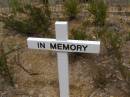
[[14, 49, 43, 76]]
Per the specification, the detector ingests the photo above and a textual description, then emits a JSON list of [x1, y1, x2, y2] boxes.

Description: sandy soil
[[0, 9, 130, 97]]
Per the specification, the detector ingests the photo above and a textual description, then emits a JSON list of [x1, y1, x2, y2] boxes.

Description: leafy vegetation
[[1, 0, 130, 96], [99, 26, 130, 81], [9, 0, 21, 14], [69, 21, 95, 60], [71, 28, 86, 40], [64, 0, 79, 20], [105, 32, 125, 78], [70, 23, 94, 40], [88, 0, 107, 26], [40, 0, 49, 4], [126, 32, 130, 41], [3, 1, 51, 36]]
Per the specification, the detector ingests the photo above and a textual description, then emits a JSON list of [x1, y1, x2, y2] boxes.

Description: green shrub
[[94, 29, 129, 87], [70, 21, 94, 40], [102, 31, 128, 80], [24, 5, 51, 35], [70, 26, 86, 59], [64, 0, 79, 20], [3, 3, 51, 36], [5, 17, 32, 35], [126, 32, 130, 41], [71, 28, 86, 40], [40, 0, 49, 4], [88, 0, 107, 26], [9, 0, 21, 14], [105, 32, 123, 53]]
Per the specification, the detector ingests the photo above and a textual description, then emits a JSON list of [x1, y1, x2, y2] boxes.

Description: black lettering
[[70, 44, 76, 50], [50, 43, 57, 49], [57, 44, 62, 50], [77, 45, 82, 51], [38, 42, 45, 48], [63, 44, 70, 50], [38, 43, 40, 48], [82, 45, 88, 51]]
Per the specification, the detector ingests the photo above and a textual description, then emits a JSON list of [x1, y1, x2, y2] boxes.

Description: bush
[[5, 17, 33, 35], [93, 28, 130, 89], [0, 43, 14, 87], [3, 2, 51, 36], [40, 0, 49, 4], [64, 0, 79, 20], [104, 32, 123, 53], [126, 32, 130, 41], [71, 28, 86, 40], [9, 0, 21, 14], [69, 22, 95, 59], [88, 0, 107, 26], [24, 5, 51, 35], [101, 30, 128, 80]]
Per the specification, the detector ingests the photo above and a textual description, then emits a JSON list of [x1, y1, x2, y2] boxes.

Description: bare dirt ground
[[1, 7, 130, 97], [0, 21, 95, 97]]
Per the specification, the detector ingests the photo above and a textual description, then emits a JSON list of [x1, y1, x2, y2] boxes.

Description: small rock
[[39, 94, 43, 97], [110, 96, 114, 97], [14, 84, 18, 88], [29, 90, 34, 95]]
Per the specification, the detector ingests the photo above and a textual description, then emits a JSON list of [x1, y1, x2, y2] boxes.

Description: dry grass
[[1, 7, 130, 97]]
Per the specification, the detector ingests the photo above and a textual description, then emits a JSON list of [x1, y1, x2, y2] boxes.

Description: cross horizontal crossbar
[[27, 37, 100, 53]]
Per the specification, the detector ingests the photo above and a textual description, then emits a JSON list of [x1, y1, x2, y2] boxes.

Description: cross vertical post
[[55, 21, 69, 97], [27, 21, 100, 97]]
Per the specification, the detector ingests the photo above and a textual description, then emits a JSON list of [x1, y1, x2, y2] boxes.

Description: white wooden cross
[[27, 21, 100, 97]]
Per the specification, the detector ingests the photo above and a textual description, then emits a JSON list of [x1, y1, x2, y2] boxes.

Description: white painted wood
[[27, 21, 101, 97], [55, 21, 69, 97], [27, 38, 100, 53]]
